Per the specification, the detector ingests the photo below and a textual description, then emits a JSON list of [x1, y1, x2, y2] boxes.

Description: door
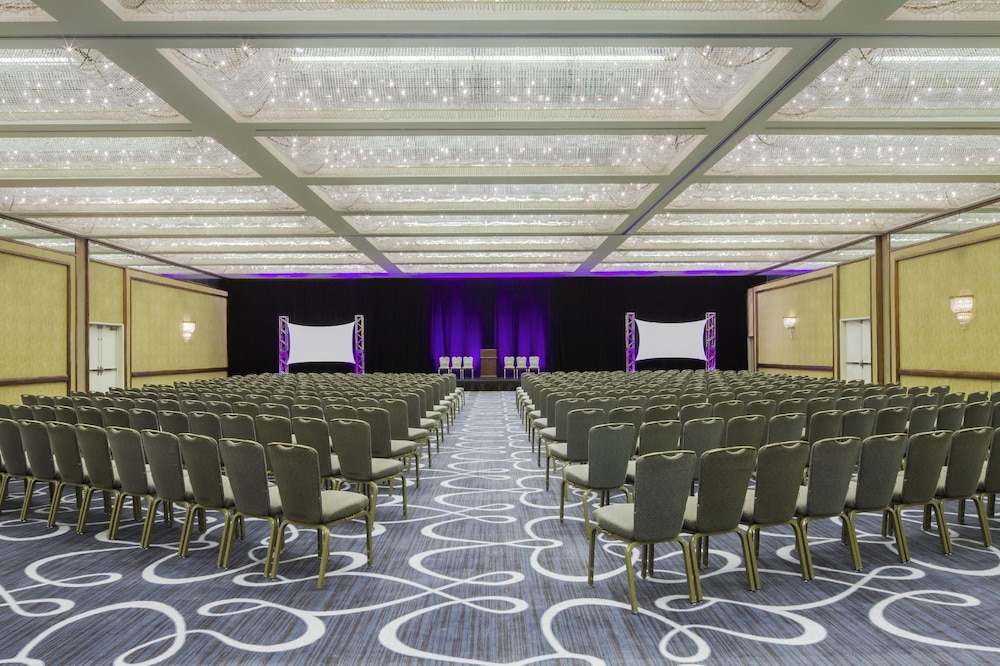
[[840, 318, 872, 382], [89, 323, 123, 393]]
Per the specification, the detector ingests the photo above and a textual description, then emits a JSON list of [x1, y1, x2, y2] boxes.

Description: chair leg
[[77, 487, 95, 534], [682, 538, 702, 603], [623, 542, 640, 614], [586, 524, 598, 586], [559, 479, 568, 523], [20, 478, 37, 521], [892, 506, 910, 563], [317, 526, 331, 589], [738, 529, 757, 592], [271, 521, 287, 579], [47, 482, 64, 527], [844, 512, 863, 571], [930, 500, 951, 555], [971, 495, 993, 548], [796, 519, 815, 581]]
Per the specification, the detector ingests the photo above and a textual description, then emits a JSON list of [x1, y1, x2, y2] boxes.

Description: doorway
[[88, 323, 124, 393]]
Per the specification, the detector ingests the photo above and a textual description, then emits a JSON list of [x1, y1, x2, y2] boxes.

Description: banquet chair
[[935, 402, 966, 432], [740, 441, 810, 590], [46, 420, 92, 531], [541, 398, 586, 487], [268, 442, 372, 588], [503, 356, 516, 378], [259, 402, 292, 419], [713, 400, 744, 422], [106, 426, 157, 540], [381, 398, 431, 469], [437, 356, 450, 374], [626, 420, 680, 483], [127, 408, 159, 431], [842, 433, 908, 571], [559, 422, 635, 529], [515, 356, 528, 376], [450, 356, 462, 377], [461, 356, 474, 379], [745, 399, 777, 421], [19, 419, 61, 524], [527, 355, 540, 373], [962, 401, 992, 428], [680, 417, 726, 485], [75, 405, 105, 427], [931, 427, 993, 552], [218, 438, 283, 575], [188, 411, 223, 441], [356, 406, 419, 486], [328, 418, 407, 519], [291, 416, 341, 489], [220, 412, 257, 442], [157, 410, 190, 437], [588, 450, 697, 611], [254, 413, 293, 470], [178, 433, 236, 565], [141, 429, 198, 553], [725, 414, 767, 449], [889, 430, 952, 562], [0, 418, 32, 518], [548, 408, 607, 490], [906, 405, 939, 437], [977, 428, 1000, 516], [873, 406, 908, 435], [76, 423, 122, 531]]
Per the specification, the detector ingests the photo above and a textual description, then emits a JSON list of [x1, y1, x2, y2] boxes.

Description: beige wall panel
[[838, 259, 872, 321], [756, 276, 834, 368], [89, 262, 125, 324], [898, 375, 993, 397], [134, 371, 228, 387], [897, 238, 1000, 374], [0, 251, 69, 380], [758, 368, 834, 380], [130, 279, 228, 375], [0, 383, 68, 405]]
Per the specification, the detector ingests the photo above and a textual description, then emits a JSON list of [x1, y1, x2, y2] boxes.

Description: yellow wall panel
[[134, 371, 228, 388], [896, 237, 1000, 374], [838, 259, 871, 321], [0, 250, 70, 380], [0, 383, 68, 405], [756, 276, 834, 369], [130, 278, 227, 375], [89, 261, 125, 324]]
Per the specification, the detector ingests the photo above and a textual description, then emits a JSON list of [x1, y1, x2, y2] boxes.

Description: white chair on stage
[[515, 356, 528, 376], [503, 356, 516, 378], [450, 356, 462, 376], [437, 356, 450, 374], [461, 356, 474, 379], [528, 355, 540, 373]]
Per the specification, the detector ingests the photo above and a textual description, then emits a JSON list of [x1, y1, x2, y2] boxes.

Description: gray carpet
[[2, 392, 999, 664]]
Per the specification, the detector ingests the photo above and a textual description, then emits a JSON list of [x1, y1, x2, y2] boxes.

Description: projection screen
[[634, 318, 707, 362], [286, 321, 356, 365]]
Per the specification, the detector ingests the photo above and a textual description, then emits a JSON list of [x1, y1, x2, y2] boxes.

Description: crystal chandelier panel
[[621, 233, 866, 250], [711, 134, 1000, 176], [317, 183, 656, 211], [667, 182, 1000, 210], [150, 252, 370, 265], [775, 48, 1000, 121], [606, 248, 809, 262], [0, 186, 300, 213], [168, 46, 782, 122], [0, 137, 255, 178], [0, 49, 182, 123], [593, 260, 775, 273], [195, 264, 385, 275], [102, 236, 355, 253], [30, 215, 335, 237], [344, 213, 625, 235], [262, 134, 700, 177], [640, 211, 922, 234], [399, 263, 579, 274], [369, 236, 603, 252], [911, 208, 1000, 235], [109, 0, 834, 20], [1, 1, 53, 20], [385, 250, 591, 263], [891, 1, 1000, 20]]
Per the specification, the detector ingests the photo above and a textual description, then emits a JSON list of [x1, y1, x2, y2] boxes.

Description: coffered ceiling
[[2, 0, 1000, 279]]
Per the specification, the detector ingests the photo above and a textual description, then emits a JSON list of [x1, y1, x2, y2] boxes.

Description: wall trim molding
[[898, 368, 1000, 381], [0, 375, 70, 388], [757, 363, 834, 372], [131, 367, 228, 379]]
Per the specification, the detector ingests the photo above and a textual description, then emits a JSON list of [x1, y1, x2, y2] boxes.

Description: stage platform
[[453, 376, 521, 392]]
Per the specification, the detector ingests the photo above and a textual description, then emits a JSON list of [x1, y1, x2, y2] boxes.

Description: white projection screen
[[286, 321, 356, 365], [635, 318, 707, 362]]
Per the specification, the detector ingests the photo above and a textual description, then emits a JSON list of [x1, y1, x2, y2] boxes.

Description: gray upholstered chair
[[127, 408, 159, 431], [588, 450, 698, 611], [541, 398, 587, 489], [680, 417, 726, 484], [873, 406, 908, 435], [767, 412, 806, 444], [548, 408, 608, 491], [962, 401, 992, 428], [741, 440, 810, 590], [106, 426, 156, 540], [906, 404, 939, 437], [188, 411, 223, 441], [381, 398, 431, 469], [179, 433, 236, 565], [889, 430, 952, 562], [842, 433, 908, 571], [682, 446, 757, 601], [75, 423, 120, 531], [157, 410, 190, 437], [0, 418, 31, 518], [19, 419, 60, 524], [559, 423, 635, 529], [46, 420, 92, 531], [842, 408, 877, 441], [626, 419, 681, 482], [75, 405, 105, 427], [220, 412, 256, 441], [725, 414, 767, 449], [356, 406, 419, 487], [268, 442, 372, 588], [935, 402, 966, 432], [329, 418, 407, 519], [793, 436, 861, 580], [291, 416, 341, 489], [712, 399, 744, 422], [807, 409, 843, 446], [219, 438, 282, 575], [932, 426, 993, 552], [140, 429, 197, 553]]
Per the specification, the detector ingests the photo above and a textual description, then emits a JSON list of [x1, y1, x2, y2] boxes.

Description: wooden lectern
[[480, 349, 497, 379]]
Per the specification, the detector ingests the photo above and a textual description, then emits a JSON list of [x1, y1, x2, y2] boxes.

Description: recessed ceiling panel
[[30, 215, 336, 238], [891, 1, 1000, 20], [369, 236, 604, 252], [261, 134, 701, 177], [1, 1, 53, 21], [605, 248, 811, 263], [639, 211, 922, 234], [105, 0, 837, 21], [0, 186, 301, 213], [316, 183, 657, 211], [593, 260, 776, 274], [344, 213, 626, 235], [385, 250, 591, 263], [148, 251, 369, 265], [101, 236, 355, 253], [710, 134, 1000, 176], [193, 264, 385, 276], [398, 263, 579, 274], [775, 48, 1000, 122], [0, 137, 256, 179], [167, 46, 784, 122], [0, 49, 183, 123], [667, 182, 1000, 211], [621, 233, 866, 250]]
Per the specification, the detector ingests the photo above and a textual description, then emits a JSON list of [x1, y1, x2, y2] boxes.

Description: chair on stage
[[461, 356, 474, 380], [503, 356, 516, 378], [528, 355, 540, 373], [515, 356, 528, 376], [437, 356, 450, 374], [450, 356, 462, 377]]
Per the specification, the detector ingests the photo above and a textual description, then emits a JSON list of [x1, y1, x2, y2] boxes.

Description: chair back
[[20, 419, 57, 482], [777, 398, 807, 415], [254, 413, 293, 445], [179, 433, 228, 507], [268, 443, 322, 524], [942, 427, 993, 497], [725, 414, 767, 449], [912, 393, 938, 408], [180, 399, 206, 414], [606, 406, 643, 445], [325, 403, 358, 422], [155, 398, 181, 412], [636, 420, 681, 456], [874, 406, 908, 435], [564, 408, 608, 461], [767, 412, 806, 444], [898, 430, 952, 503], [76, 424, 116, 491], [128, 408, 159, 431], [47, 420, 87, 484], [852, 434, 907, 510], [906, 404, 939, 436], [0, 418, 28, 475], [632, 451, 696, 542], [694, 446, 757, 533], [617, 395, 648, 410], [220, 412, 256, 441], [751, 441, 810, 524], [585, 423, 634, 489], [841, 408, 876, 441], [681, 417, 726, 470], [962, 401, 992, 428], [75, 405, 105, 427], [140, 429, 188, 502], [378, 399, 411, 440], [745, 399, 777, 421], [107, 426, 153, 495], [292, 416, 334, 477], [101, 407, 131, 428], [188, 411, 223, 440], [231, 401, 260, 417], [291, 403, 324, 420], [836, 396, 864, 411], [644, 404, 679, 422], [260, 402, 291, 418], [355, 407, 393, 457], [980, 429, 1000, 494], [220, 438, 279, 518], [158, 410, 190, 436], [679, 402, 712, 425], [203, 401, 233, 416], [329, 418, 374, 481], [712, 400, 744, 422], [29, 404, 57, 422], [552, 398, 586, 440], [935, 402, 966, 431], [807, 409, 843, 445], [586, 396, 618, 415], [803, 436, 861, 517]]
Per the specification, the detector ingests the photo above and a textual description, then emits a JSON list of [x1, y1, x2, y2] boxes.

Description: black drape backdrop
[[225, 275, 765, 375]]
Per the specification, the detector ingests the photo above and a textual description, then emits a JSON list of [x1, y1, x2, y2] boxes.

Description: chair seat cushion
[[387, 439, 416, 456], [563, 463, 590, 486], [320, 489, 369, 521], [533, 418, 549, 430], [594, 503, 634, 539], [407, 427, 430, 441], [549, 442, 581, 463], [371, 458, 405, 479], [539, 427, 558, 442]]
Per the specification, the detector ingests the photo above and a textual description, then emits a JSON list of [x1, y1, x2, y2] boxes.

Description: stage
[[452, 376, 522, 392]]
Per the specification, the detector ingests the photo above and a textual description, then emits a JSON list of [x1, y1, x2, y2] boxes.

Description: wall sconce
[[181, 321, 197, 342], [949, 295, 974, 327], [782, 316, 797, 338]]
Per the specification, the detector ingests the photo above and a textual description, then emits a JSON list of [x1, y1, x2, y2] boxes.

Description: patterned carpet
[[2, 391, 1000, 664]]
